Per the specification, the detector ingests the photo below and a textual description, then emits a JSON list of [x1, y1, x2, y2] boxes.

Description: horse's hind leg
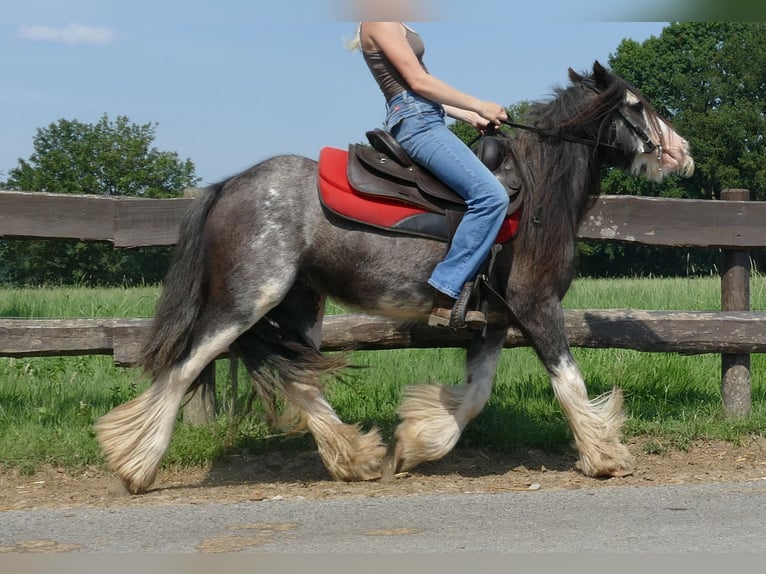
[[97, 316, 252, 494], [389, 328, 507, 474], [99, 273, 297, 494], [281, 380, 387, 481], [234, 284, 387, 481]]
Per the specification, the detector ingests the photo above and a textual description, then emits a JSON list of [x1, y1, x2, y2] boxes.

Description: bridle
[[613, 109, 660, 155], [492, 85, 665, 166]]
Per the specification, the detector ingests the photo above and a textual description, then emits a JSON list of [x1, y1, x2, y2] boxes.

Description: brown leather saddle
[[347, 128, 524, 223]]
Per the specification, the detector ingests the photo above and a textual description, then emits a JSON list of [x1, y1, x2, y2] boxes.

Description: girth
[[347, 129, 524, 218]]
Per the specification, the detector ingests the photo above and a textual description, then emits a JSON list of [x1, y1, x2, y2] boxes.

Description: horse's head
[[567, 61, 695, 182]]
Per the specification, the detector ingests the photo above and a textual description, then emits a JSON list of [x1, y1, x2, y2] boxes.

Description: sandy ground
[[3, 436, 766, 511]]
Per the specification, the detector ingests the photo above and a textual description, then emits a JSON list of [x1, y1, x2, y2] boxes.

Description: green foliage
[[1, 114, 200, 286], [579, 23, 766, 276], [0, 239, 176, 286], [6, 114, 198, 197], [609, 22, 766, 203]]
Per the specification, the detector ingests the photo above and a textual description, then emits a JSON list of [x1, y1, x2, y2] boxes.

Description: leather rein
[[493, 78, 665, 164], [499, 110, 661, 158]]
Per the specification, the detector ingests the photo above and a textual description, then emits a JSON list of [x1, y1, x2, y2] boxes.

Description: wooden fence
[[1, 188, 764, 418]]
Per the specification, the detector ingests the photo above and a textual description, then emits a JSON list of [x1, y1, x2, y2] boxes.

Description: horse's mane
[[510, 65, 636, 242]]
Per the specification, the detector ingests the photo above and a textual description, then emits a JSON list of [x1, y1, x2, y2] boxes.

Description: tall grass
[[0, 276, 763, 473]]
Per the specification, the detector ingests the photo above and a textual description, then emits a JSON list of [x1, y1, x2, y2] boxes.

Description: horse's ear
[[592, 61, 611, 87], [568, 67, 583, 83]]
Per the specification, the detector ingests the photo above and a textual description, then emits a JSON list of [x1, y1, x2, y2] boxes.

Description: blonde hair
[[344, 23, 362, 52]]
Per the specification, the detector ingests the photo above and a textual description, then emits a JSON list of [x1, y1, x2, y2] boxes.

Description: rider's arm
[[442, 105, 490, 131], [362, 22, 507, 127]]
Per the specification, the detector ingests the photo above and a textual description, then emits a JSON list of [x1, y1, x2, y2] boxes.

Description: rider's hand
[[476, 101, 508, 129], [463, 111, 490, 132]]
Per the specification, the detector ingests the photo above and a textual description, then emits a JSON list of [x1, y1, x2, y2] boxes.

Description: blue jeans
[[385, 91, 510, 299]]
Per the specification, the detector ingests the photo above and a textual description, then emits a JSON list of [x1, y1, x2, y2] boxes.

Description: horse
[[97, 61, 694, 494]]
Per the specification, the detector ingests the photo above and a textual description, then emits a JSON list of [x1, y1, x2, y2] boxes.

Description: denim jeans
[[385, 90, 510, 299]]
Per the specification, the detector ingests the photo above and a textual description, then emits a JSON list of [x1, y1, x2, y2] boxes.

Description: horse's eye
[[629, 100, 644, 113]]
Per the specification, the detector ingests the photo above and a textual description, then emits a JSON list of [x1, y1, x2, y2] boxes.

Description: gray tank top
[[362, 25, 427, 101]]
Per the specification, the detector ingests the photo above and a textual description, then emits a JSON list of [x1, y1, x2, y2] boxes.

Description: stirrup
[[450, 281, 486, 330], [428, 283, 486, 331]]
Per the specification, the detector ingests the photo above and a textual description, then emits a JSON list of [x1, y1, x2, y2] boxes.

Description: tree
[[608, 22, 766, 202], [579, 23, 766, 276], [7, 114, 196, 198], [0, 114, 200, 286]]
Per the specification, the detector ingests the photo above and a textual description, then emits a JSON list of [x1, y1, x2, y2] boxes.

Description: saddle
[[317, 129, 524, 244], [349, 128, 524, 219]]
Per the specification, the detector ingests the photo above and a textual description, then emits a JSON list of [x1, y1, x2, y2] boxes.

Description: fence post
[[720, 188, 751, 417], [183, 363, 217, 425]]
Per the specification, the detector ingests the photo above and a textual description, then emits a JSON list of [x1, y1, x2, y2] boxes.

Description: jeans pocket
[[385, 91, 443, 132]]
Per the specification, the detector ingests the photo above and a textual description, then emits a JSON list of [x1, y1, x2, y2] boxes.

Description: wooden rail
[[2, 190, 766, 248], [1, 311, 765, 365]]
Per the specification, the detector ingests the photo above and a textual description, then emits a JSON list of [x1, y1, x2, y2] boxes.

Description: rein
[[499, 113, 659, 156], [498, 118, 618, 150], [493, 110, 665, 172]]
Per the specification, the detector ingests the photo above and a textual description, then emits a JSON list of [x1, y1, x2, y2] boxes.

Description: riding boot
[[428, 286, 486, 331]]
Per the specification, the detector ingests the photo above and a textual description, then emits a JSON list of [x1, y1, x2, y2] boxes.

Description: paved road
[[3, 481, 766, 553]]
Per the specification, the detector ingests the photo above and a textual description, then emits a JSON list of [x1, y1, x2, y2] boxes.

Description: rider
[[351, 21, 509, 330]]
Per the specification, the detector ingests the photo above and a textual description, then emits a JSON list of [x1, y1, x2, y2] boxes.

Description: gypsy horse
[[97, 62, 694, 494]]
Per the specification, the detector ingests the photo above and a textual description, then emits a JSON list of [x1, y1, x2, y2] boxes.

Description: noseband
[[613, 109, 664, 169]]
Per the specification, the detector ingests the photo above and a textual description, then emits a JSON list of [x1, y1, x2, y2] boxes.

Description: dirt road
[[3, 437, 766, 512]]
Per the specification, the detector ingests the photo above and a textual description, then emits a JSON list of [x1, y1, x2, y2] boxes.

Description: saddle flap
[[347, 144, 463, 213]]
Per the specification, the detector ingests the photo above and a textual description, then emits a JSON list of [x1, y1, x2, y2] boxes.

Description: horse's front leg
[[517, 298, 634, 477], [389, 328, 507, 475]]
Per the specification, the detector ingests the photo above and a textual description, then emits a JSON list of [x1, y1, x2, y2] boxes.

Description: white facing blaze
[[624, 91, 694, 182]]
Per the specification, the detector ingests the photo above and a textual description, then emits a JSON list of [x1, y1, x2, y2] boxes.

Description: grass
[[0, 276, 764, 474]]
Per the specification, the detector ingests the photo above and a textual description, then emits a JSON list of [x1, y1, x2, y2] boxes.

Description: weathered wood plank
[[0, 318, 116, 356], [2, 311, 765, 364], [2, 191, 766, 249], [0, 191, 115, 241], [114, 198, 192, 247], [557, 310, 766, 354], [320, 311, 766, 354], [580, 195, 766, 248], [112, 319, 151, 365]]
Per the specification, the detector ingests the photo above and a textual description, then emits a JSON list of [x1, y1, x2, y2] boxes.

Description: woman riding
[[350, 21, 510, 330]]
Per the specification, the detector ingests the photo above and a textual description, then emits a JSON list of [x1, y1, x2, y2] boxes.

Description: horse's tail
[[137, 182, 224, 376]]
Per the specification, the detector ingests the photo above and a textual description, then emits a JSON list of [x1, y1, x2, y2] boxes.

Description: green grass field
[[0, 275, 764, 474]]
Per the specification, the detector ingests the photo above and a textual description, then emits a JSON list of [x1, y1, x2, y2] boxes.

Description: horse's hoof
[[607, 466, 634, 478], [576, 455, 635, 478], [380, 452, 397, 482]]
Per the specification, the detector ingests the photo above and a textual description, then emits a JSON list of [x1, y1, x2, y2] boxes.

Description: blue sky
[[1, 1, 670, 186]]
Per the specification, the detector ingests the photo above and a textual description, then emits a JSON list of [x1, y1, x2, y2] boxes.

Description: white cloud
[[17, 23, 115, 45]]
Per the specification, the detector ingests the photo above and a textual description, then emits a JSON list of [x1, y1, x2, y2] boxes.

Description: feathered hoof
[[576, 442, 635, 478], [95, 389, 178, 494], [96, 408, 161, 495], [387, 383, 465, 475], [316, 424, 387, 481]]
